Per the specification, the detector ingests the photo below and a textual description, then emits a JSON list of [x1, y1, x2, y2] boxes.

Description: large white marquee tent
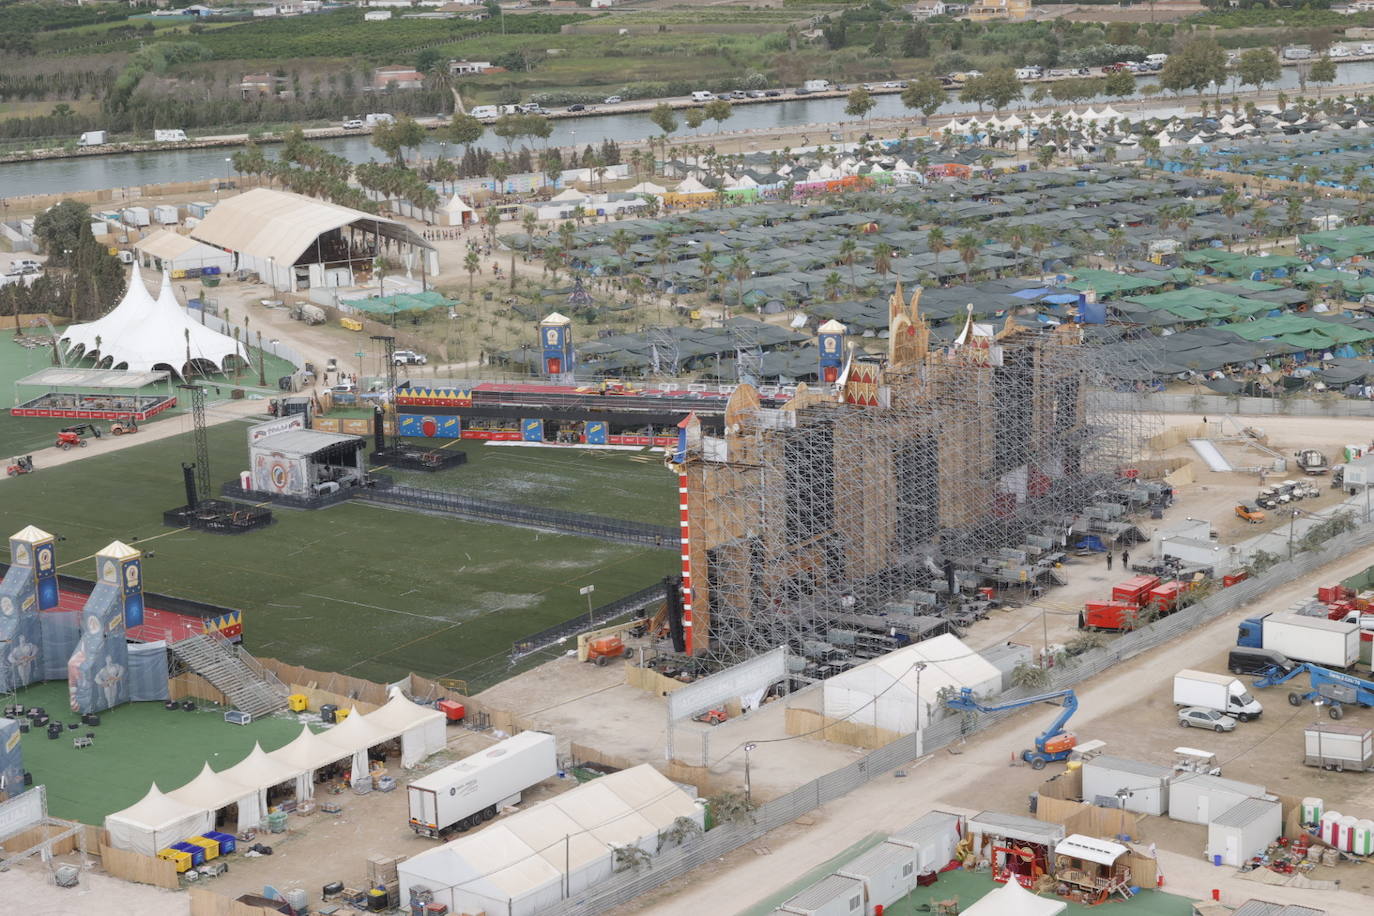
[[103, 690, 446, 852], [399, 764, 703, 916], [60, 263, 246, 377]]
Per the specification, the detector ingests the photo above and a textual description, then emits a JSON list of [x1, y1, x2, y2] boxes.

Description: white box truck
[[802, 80, 834, 93], [154, 129, 188, 142], [78, 131, 107, 147], [1173, 670, 1264, 722], [407, 731, 556, 838], [1240, 613, 1360, 670], [364, 113, 395, 127], [1304, 722, 1374, 772]]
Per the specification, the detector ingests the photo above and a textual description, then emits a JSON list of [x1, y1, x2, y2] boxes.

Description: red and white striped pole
[[678, 471, 694, 655]]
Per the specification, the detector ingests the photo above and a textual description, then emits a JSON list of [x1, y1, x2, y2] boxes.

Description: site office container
[[1083, 601, 1142, 631], [1304, 722, 1374, 772]]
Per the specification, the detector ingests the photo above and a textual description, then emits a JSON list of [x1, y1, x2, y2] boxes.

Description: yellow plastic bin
[[335, 708, 351, 723], [288, 693, 309, 712], [187, 836, 220, 861], [158, 848, 192, 873]]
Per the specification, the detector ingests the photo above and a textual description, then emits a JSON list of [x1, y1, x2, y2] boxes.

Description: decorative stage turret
[[539, 312, 575, 380], [68, 541, 142, 714], [0, 525, 57, 691], [817, 320, 846, 383]]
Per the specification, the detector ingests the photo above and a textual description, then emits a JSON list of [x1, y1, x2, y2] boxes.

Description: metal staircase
[[169, 630, 289, 719]]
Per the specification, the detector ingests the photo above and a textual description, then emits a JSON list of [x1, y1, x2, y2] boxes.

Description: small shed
[[1208, 797, 1282, 867], [887, 810, 963, 875], [1081, 755, 1172, 816], [778, 874, 865, 916], [1168, 774, 1268, 825], [836, 842, 917, 914], [1052, 834, 1132, 905], [965, 811, 1065, 887], [1230, 902, 1325, 916]]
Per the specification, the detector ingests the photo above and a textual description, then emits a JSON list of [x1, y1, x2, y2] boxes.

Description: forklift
[[55, 424, 102, 449]]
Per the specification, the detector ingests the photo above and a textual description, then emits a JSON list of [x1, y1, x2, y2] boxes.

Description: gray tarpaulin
[[40, 611, 78, 681], [128, 641, 170, 702]]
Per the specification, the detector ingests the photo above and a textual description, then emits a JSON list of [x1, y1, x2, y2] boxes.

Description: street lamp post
[[913, 661, 927, 756], [743, 742, 757, 806], [580, 584, 596, 627]]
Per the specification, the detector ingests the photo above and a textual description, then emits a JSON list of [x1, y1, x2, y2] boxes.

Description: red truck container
[[1111, 574, 1161, 607], [1147, 581, 1188, 614], [1083, 601, 1142, 631]]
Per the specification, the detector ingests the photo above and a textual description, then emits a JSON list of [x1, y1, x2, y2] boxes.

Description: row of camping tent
[[104, 688, 445, 856]]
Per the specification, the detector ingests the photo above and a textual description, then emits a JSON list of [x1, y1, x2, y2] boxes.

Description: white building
[[1080, 756, 1172, 816], [364, 9, 392, 19], [1168, 774, 1270, 826], [1207, 798, 1282, 866], [133, 228, 234, 275]]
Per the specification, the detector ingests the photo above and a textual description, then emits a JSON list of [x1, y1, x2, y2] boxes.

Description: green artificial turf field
[[13, 680, 309, 824], [1, 419, 677, 688]]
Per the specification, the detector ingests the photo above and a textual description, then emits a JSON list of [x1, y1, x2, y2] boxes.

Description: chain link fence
[[529, 517, 1374, 916], [510, 582, 669, 662]]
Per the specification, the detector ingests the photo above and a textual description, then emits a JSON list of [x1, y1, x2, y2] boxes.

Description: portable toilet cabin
[[1168, 774, 1268, 825], [1207, 797, 1282, 866], [1081, 755, 1172, 816], [835, 842, 918, 915], [777, 874, 865, 916], [886, 810, 964, 877]]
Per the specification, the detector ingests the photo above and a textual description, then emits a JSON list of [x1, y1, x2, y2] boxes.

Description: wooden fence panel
[[100, 843, 178, 890], [783, 707, 903, 750], [168, 673, 230, 707], [189, 888, 279, 916]]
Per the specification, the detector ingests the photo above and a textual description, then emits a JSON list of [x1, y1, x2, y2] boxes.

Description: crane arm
[[943, 686, 1076, 715], [1254, 663, 1314, 689]]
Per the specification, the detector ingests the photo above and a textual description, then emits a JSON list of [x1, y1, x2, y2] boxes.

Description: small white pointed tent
[[366, 687, 446, 767], [320, 707, 396, 785], [963, 875, 1067, 916], [61, 264, 246, 377], [626, 181, 667, 196], [674, 175, 713, 195], [441, 194, 474, 226], [104, 784, 213, 856], [167, 762, 262, 831], [268, 725, 352, 800], [221, 743, 305, 817]]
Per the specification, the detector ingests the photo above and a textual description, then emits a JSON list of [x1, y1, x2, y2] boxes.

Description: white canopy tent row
[[60, 262, 247, 378], [400, 764, 705, 916], [103, 689, 446, 853]]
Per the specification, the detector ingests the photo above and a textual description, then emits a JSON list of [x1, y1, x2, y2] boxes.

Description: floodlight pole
[[743, 742, 757, 806], [914, 661, 927, 757], [580, 584, 596, 627]]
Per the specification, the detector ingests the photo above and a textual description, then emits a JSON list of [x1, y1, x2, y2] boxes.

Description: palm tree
[[611, 228, 632, 278], [927, 227, 946, 262], [1027, 225, 1049, 266], [522, 210, 538, 244], [653, 232, 672, 310], [464, 250, 480, 299], [1219, 188, 1241, 248], [1106, 228, 1127, 268], [873, 242, 893, 283], [729, 252, 751, 316], [955, 233, 980, 281], [839, 237, 859, 293], [699, 244, 717, 301], [823, 271, 842, 301]]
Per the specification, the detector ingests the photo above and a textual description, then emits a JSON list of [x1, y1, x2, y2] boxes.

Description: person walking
[[1106, 551, 1113, 571], [1121, 549, 1130, 570]]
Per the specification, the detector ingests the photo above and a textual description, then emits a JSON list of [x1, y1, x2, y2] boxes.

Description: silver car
[[1178, 707, 1237, 732]]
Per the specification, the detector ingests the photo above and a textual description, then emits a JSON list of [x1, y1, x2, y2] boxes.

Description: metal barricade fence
[[532, 518, 1374, 916]]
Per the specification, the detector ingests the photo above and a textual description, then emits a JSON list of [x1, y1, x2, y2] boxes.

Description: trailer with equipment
[[943, 687, 1078, 770], [406, 731, 557, 838], [1303, 722, 1374, 772]]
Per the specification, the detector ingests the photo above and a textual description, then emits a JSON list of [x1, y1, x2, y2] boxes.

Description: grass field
[[388, 442, 677, 524], [1, 419, 676, 688], [11, 680, 308, 824]]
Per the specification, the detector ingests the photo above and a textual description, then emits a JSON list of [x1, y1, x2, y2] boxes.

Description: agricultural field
[[0, 418, 677, 689]]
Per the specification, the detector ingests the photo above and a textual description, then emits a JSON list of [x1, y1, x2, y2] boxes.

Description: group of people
[[1104, 549, 1131, 571], [421, 228, 464, 241]]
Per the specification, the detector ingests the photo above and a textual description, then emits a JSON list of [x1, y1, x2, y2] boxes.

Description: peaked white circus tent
[[104, 784, 214, 856], [60, 263, 246, 377], [963, 874, 1067, 915], [221, 742, 305, 815], [626, 181, 667, 195], [167, 762, 263, 830], [268, 725, 352, 800], [321, 706, 400, 785], [365, 687, 447, 767]]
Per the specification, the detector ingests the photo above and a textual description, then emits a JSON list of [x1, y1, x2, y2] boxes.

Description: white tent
[[963, 874, 1067, 915], [399, 765, 702, 916], [440, 194, 474, 227], [104, 784, 214, 856], [61, 264, 246, 377], [268, 725, 352, 800], [674, 175, 713, 194], [320, 706, 399, 785], [133, 229, 233, 274], [823, 634, 1002, 744], [626, 181, 667, 196], [221, 743, 306, 816], [365, 687, 447, 767], [167, 762, 262, 830]]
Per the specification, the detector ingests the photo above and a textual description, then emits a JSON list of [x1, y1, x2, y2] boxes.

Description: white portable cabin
[[1168, 774, 1269, 825], [886, 810, 963, 875], [835, 842, 918, 914], [1207, 797, 1282, 866], [1081, 755, 1172, 816], [778, 874, 865, 916]]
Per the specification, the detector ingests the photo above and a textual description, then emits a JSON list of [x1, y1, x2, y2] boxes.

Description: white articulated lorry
[[407, 730, 557, 838]]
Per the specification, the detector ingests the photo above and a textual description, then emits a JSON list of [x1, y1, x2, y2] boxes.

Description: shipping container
[[152, 205, 179, 225], [1111, 575, 1160, 606], [122, 207, 150, 227], [406, 731, 556, 838]]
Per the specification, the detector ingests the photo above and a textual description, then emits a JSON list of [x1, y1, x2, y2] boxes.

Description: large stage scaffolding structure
[[671, 285, 1160, 670]]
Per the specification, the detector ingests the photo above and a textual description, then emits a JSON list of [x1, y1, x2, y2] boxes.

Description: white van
[[690, 91, 715, 102], [1145, 53, 1168, 65], [470, 105, 500, 120]]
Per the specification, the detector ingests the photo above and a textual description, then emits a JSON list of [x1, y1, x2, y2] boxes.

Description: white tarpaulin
[[104, 784, 213, 856], [365, 688, 446, 768], [60, 264, 245, 377]]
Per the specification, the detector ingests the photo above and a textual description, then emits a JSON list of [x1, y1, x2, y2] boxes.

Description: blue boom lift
[[1255, 663, 1374, 719], [944, 686, 1079, 769]]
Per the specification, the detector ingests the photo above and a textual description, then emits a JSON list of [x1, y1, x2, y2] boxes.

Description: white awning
[[1055, 834, 1127, 866]]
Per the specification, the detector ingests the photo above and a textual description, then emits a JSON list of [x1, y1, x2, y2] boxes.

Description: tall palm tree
[[653, 232, 672, 297], [873, 242, 893, 283], [699, 244, 717, 301], [839, 237, 859, 293], [464, 250, 480, 299], [823, 271, 842, 301], [729, 252, 751, 316], [927, 227, 947, 262], [955, 233, 980, 282], [611, 228, 632, 278], [1027, 225, 1049, 266]]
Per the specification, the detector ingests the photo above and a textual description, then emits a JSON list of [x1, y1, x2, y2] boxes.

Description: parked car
[[747, 90, 766, 98], [1330, 45, 1351, 58], [393, 349, 427, 366], [764, 89, 782, 97], [1235, 504, 1265, 524], [1228, 647, 1296, 678], [1178, 707, 1237, 732], [342, 119, 364, 130], [567, 104, 586, 112], [5, 259, 42, 277], [1361, 44, 1374, 55], [882, 81, 902, 88], [603, 95, 623, 104]]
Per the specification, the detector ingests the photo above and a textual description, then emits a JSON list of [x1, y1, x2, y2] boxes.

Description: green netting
[[1066, 269, 1163, 296], [346, 290, 455, 316]]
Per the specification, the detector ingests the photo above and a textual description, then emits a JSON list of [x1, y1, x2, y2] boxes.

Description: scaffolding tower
[[673, 286, 1158, 670]]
